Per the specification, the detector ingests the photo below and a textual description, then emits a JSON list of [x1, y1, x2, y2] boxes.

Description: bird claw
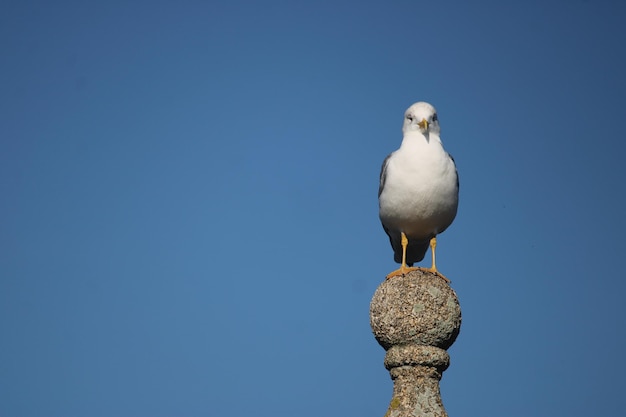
[[429, 269, 451, 283], [385, 267, 451, 283], [386, 266, 420, 279]]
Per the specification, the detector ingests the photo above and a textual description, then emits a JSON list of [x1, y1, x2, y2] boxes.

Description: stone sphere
[[370, 270, 461, 350]]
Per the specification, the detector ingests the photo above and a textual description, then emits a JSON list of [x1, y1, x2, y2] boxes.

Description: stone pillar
[[370, 270, 462, 417]]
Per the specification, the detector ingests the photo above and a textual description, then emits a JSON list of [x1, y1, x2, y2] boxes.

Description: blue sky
[[1, 1, 626, 416]]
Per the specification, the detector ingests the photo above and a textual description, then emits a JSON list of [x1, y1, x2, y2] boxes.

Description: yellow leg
[[386, 235, 451, 282], [428, 237, 438, 273], [386, 232, 419, 279], [426, 237, 450, 283]]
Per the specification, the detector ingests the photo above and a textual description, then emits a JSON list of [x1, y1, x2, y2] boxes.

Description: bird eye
[[432, 113, 438, 122], [406, 115, 413, 121]]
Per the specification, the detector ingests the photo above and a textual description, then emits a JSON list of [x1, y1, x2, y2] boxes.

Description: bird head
[[402, 102, 441, 136]]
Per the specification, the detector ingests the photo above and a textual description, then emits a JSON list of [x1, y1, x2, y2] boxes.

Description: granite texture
[[370, 270, 461, 417]]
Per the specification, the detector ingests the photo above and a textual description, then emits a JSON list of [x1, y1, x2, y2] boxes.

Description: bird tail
[[403, 239, 430, 266]]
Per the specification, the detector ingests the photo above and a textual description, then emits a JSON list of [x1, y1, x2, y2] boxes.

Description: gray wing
[[378, 154, 392, 198], [378, 151, 431, 265], [431, 152, 460, 237], [448, 152, 460, 190]]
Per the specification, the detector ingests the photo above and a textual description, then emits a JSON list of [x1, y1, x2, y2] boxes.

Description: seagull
[[378, 102, 459, 281]]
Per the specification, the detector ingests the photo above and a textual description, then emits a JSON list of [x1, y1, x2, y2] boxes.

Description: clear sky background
[[2, 1, 626, 416]]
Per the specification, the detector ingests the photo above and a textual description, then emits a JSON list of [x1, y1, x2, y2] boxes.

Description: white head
[[402, 101, 441, 136]]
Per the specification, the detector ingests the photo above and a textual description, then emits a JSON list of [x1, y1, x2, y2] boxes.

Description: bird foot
[[420, 267, 451, 283], [386, 266, 451, 283], [386, 266, 420, 279]]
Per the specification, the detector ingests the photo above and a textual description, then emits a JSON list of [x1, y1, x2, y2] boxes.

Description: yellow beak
[[417, 119, 429, 130]]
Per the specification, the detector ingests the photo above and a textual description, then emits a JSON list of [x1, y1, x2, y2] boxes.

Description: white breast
[[379, 133, 458, 239]]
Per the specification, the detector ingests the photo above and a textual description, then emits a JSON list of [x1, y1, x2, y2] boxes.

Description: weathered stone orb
[[370, 270, 461, 351]]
